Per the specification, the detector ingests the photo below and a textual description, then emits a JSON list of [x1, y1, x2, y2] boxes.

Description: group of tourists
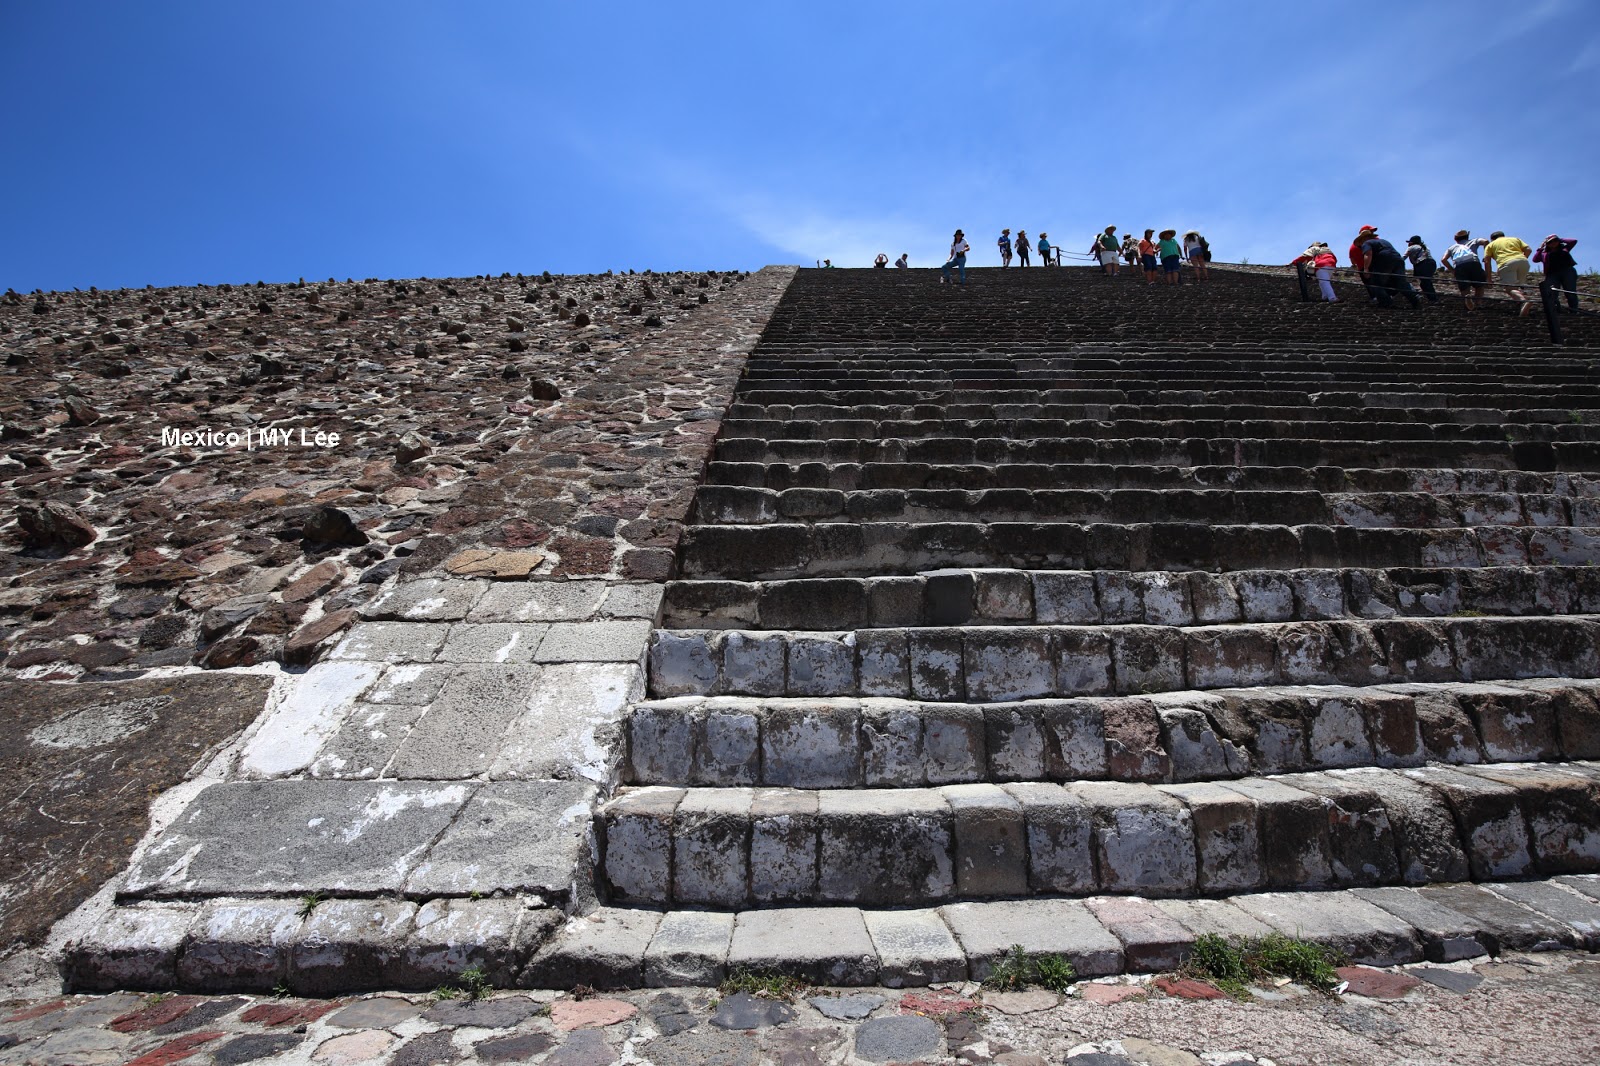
[[933, 225, 1211, 286], [1293, 226, 1582, 315]]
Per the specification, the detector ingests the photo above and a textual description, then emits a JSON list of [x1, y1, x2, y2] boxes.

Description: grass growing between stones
[[1182, 933, 1343, 998], [719, 969, 809, 1002], [983, 944, 1077, 994], [434, 966, 493, 1001]]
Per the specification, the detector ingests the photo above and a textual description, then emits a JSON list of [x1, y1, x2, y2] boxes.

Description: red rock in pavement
[[897, 989, 980, 1017], [122, 1031, 226, 1066], [1152, 977, 1226, 1000], [3, 999, 68, 1022], [549, 998, 638, 1031], [283, 608, 358, 665], [1078, 984, 1149, 1005], [239, 1000, 344, 1026], [1336, 965, 1422, 999], [111, 996, 207, 1032]]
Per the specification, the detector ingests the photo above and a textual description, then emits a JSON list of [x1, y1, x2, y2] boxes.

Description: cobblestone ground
[[2, 949, 1597, 1065]]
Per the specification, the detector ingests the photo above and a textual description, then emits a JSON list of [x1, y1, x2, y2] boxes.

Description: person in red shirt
[[1349, 225, 1381, 303]]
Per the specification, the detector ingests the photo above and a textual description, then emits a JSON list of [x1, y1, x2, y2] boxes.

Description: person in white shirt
[[941, 230, 970, 285], [895, 253, 909, 268]]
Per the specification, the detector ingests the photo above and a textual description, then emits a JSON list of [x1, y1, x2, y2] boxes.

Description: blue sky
[[2, 1, 1597, 290]]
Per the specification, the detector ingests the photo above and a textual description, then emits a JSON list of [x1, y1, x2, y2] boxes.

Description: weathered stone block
[[644, 911, 734, 987], [178, 899, 303, 991], [601, 787, 682, 904], [984, 704, 1047, 780], [1054, 628, 1114, 695], [861, 700, 925, 786], [920, 704, 985, 783], [721, 631, 786, 696], [1033, 571, 1100, 624], [974, 569, 1035, 621], [1157, 782, 1263, 893], [817, 790, 954, 906], [909, 629, 966, 702], [1157, 705, 1249, 781], [942, 783, 1028, 897], [674, 788, 753, 906], [1185, 627, 1279, 689], [291, 899, 416, 995], [964, 628, 1054, 702], [1073, 781, 1197, 895], [649, 631, 719, 697], [750, 789, 820, 904], [1406, 766, 1533, 879], [764, 701, 862, 788], [1004, 782, 1098, 894], [1041, 698, 1109, 780], [857, 629, 910, 697], [627, 702, 694, 784], [693, 702, 760, 786]]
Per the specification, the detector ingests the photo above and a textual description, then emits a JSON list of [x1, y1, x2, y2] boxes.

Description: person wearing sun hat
[[1156, 229, 1183, 284], [940, 229, 970, 285]]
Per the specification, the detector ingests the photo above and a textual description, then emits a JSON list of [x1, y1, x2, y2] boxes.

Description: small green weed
[[719, 969, 808, 1002], [983, 944, 1077, 993], [270, 981, 292, 1000], [1452, 608, 1487, 618], [1181, 932, 1343, 997], [297, 891, 327, 918], [434, 965, 494, 1002]]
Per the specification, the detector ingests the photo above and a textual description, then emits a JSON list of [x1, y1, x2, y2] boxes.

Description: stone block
[[867, 576, 924, 627], [1101, 697, 1171, 781], [941, 899, 1123, 979], [1096, 573, 1142, 624], [291, 899, 417, 995], [1188, 572, 1242, 624], [1416, 883, 1577, 952], [1085, 896, 1195, 971], [1460, 763, 1600, 874], [1405, 766, 1533, 879], [536, 620, 654, 664], [523, 909, 661, 990], [923, 569, 975, 625], [1276, 772, 1402, 887], [1041, 699, 1108, 779], [627, 701, 694, 784], [1004, 781, 1098, 894], [758, 578, 866, 629], [491, 662, 642, 784], [1289, 569, 1347, 621], [721, 632, 786, 696], [964, 627, 1053, 702], [601, 787, 683, 904], [1372, 620, 1458, 682], [863, 909, 967, 987], [437, 622, 546, 664], [1359, 770, 1472, 884], [942, 784, 1028, 897], [469, 580, 606, 622], [1073, 781, 1197, 895], [363, 578, 487, 621], [1054, 628, 1114, 695], [644, 911, 735, 987], [390, 665, 538, 779], [1207, 691, 1311, 774], [857, 629, 910, 697], [61, 904, 194, 992], [599, 582, 665, 621], [1232, 891, 1422, 966], [692, 703, 761, 786], [238, 661, 383, 778], [405, 781, 597, 898], [124, 780, 472, 898], [1454, 684, 1562, 762], [1153, 898, 1273, 941], [1488, 880, 1600, 949], [817, 790, 954, 906], [363, 663, 452, 706], [1222, 778, 1334, 889], [395, 898, 540, 989], [750, 789, 820, 904], [1033, 571, 1100, 624], [1185, 627, 1279, 689], [1157, 705, 1249, 781], [1352, 887, 1489, 961], [178, 899, 303, 991], [1110, 626, 1186, 695], [1394, 687, 1486, 764], [649, 631, 720, 697], [1134, 571, 1193, 626], [861, 700, 925, 787], [974, 569, 1035, 621], [764, 700, 862, 788], [984, 703, 1047, 780], [920, 704, 986, 783], [786, 633, 857, 696], [728, 907, 879, 986], [673, 788, 753, 907], [310, 701, 426, 780], [1157, 782, 1263, 893], [1235, 571, 1295, 622], [909, 629, 966, 701]]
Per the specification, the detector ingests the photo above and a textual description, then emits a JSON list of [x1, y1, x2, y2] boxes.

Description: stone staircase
[[561, 266, 1600, 986]]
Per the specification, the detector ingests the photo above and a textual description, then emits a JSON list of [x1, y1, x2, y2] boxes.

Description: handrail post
[[1540, 279, 1563, 344], [1295, 262, 1312, 302]]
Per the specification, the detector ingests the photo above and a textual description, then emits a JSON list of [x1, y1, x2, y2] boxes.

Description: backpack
[[1200, 236, 1212, 262]]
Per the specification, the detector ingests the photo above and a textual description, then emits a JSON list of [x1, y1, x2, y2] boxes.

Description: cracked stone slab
[[403, 780, 597, 898], [122, 780, 475, 898], [489, 663, 644, 783], [388, 665, 540, 779], [362, 578, 489, 621], [534, 620, 654, 664], [237, 662, 382, 779], [329, 622, 450, 663], [469, 581, 609, 623]]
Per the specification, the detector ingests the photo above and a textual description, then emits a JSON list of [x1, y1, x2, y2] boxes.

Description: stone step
[[661, 565, 1600, 631], [716, 416, 1600, 444], [596, 763, 1600, 908], [728, 401, 1600, 421], [529, 877, 1600, 988], [690, 486, 1593, 528], [710, 435, 1600, 471], [705, 461, 1596, 495], [624, 680, 1600, 788], [734, 386, 1600, 409], [647, 616, 1600, 702], [676, 522, 1600, 580]]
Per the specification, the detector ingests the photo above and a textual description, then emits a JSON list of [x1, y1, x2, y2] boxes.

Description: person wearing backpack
[[1183, 232, 1210, 281], [1097, 226, 1120, 276]]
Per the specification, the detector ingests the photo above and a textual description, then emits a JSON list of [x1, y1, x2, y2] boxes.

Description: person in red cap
[[1349, 225, 1381, 303]]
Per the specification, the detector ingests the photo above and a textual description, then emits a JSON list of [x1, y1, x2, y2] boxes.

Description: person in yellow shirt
[[1483, 231, 1535, 315]]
